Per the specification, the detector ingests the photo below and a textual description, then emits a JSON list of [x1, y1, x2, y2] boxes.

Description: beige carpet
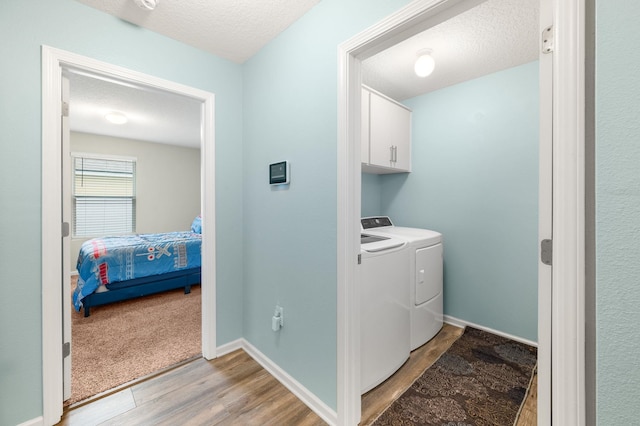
[[70, 279, 201, 404]]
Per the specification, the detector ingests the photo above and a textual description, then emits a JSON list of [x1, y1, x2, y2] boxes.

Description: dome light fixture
[[414, 49, 435, 78], [105, 112, 128, 125], [133, 0, 159, 10]]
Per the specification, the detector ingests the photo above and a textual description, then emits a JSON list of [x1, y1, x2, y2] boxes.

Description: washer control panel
[[361, 216, 393, 230]]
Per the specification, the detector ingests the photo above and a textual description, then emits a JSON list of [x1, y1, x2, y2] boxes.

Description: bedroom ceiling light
[[414, 49, 435, 78], [105, 112, 128, 125], [133, 0, 159, 10]]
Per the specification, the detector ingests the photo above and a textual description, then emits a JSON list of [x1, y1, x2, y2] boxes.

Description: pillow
[[191, 215, 202, 234]]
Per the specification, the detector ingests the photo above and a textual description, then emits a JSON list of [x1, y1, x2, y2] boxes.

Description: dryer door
[[415, 243, 443, 305]]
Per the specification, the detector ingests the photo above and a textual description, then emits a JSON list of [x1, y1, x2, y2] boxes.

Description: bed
[[73, 217, 202, 317]]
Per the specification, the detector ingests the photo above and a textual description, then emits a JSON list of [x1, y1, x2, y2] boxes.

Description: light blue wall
[[2, 0, 635, 422], [242, 0, 410, 409], [17, 0, 640, 424], [379, 61, 539, 341], [362, 173, 383, 217], [595, 1, 640, 423], [0, 1, 243, 424]]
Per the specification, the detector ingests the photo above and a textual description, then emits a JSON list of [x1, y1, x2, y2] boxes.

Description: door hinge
[[62, 101, 69, 117], [62, 222, 70, 238], [541, 239, 552, 265], [357, 254, 361, 265], [63, 342, 70, 358], [542, 26, 554, 54]]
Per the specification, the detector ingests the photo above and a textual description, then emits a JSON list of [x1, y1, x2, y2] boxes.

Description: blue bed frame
[[80, 267, 201, 317]]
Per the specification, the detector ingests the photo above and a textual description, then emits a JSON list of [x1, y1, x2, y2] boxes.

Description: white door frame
[[336, 0, 585, 425], [41, 46, 217, 425], [549, 0, 586, 423]]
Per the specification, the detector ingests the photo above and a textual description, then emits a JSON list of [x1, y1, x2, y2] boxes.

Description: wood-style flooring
[[58, 324, 537, 425]]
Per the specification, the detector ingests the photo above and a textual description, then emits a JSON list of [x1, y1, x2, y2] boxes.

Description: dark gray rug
[[373, 327, 537, 426]]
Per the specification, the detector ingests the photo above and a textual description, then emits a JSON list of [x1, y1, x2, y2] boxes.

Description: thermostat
[[269, 161, 290, 185]]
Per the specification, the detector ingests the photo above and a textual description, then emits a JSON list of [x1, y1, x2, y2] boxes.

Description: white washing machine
[[360, 233, 410, 394], [362, 217, 443, 350]]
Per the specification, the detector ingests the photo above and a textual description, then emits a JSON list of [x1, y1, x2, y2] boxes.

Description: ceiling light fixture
[[133, 0, 159, 10], [414, 49, 435, 78], [105, 112, 128, 125]]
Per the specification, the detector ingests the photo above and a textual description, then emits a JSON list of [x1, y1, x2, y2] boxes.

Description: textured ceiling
[[362, 0, 540, 101], [67, 70, 203, 148], [69, 0, 539, 146], [74, 0, 321, 64], [69, 0, 322, 147]]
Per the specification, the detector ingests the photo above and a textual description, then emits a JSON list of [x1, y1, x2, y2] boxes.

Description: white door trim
[[551, 0, 586, 423], [41, 46, 217, 425], [537, 0, 553, 422], [336, 0, 585, 424]]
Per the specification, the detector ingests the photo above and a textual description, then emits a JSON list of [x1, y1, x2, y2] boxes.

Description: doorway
[[62, 67, 205, 404], [42, 46, 217, 425], [337, 0, 586, 425]]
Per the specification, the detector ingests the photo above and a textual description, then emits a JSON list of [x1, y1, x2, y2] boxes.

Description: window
[[73, 154, 136, 237]]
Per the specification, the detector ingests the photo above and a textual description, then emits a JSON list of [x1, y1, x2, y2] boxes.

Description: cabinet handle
[[389, 146, 394, 163], [393, 146, 398, 163]]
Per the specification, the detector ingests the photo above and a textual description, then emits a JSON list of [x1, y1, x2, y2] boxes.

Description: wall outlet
[[272, 305, 284, 331]]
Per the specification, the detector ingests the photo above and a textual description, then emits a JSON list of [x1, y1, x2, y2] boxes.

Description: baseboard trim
[[215, 338, 244, 357], [17, 416, 44, 426], [444, 315, 538, 348], [240, 339, 338, 426]]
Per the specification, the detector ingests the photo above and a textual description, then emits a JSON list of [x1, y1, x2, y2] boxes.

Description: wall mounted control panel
[[269, 161, 290, 185]]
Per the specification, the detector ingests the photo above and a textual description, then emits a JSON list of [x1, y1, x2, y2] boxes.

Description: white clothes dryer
[[360, 233, 410, 394], [362, 217, 443, 350]]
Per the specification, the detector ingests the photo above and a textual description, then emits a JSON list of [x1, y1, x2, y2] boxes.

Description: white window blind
[[73, 155, 136, 237]]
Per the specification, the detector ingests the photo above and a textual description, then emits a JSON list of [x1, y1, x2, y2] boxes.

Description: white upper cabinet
[[361, 86, 411, 174], [361, 87, 371, 165]]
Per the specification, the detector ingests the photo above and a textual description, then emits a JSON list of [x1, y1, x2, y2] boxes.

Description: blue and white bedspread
[[73, 232, 202, 311]]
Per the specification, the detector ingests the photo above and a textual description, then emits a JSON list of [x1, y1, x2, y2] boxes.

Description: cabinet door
[[393, 105, 411, 171], [361, 88, 370, 164], [369, 91, 411, 171]]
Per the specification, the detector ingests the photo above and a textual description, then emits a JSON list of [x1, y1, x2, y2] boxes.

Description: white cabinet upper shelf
[[361, 85, 411, 174]]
